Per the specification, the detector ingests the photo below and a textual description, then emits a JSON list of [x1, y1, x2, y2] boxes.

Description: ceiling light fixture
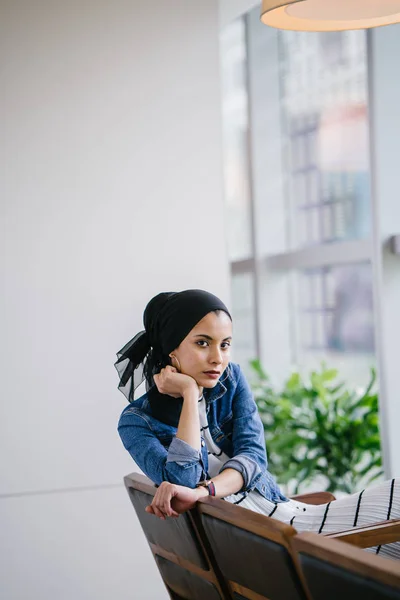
[[260, 0, 400, 31]]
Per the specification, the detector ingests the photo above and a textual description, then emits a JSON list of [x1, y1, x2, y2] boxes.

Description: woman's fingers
[[146, 482, 180, 519], [153, 368, 182, 398], [146, 504, 178, 519], [146, 483, 190, 519], [151, 503, 166, 520], [162, 501, 175, 517], [159, 486, 175, 517], [149, 488, 167, 519]]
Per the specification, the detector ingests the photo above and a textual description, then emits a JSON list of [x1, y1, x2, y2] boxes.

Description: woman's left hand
[[145, 481, 206, 519], [153, 365, 199, 399]]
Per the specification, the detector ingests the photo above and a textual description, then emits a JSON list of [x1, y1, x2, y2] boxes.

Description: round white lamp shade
[[260, 0, 400, 31]]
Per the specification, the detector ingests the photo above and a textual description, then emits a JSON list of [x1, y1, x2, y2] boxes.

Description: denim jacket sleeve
[[219, 364, 268, 492], [118, 409, 204, 487]]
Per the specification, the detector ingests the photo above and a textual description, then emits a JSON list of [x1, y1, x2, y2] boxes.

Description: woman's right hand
[[145, 481, 206, 519], [153, 365, 198, 398]]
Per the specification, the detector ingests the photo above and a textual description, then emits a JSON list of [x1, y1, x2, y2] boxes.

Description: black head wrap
[[114, 289, 231, 403]]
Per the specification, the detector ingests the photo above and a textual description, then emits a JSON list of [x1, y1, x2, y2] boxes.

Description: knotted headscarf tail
[[114, 289, 231, 402]]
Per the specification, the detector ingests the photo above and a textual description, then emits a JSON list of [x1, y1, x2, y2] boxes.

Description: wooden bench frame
[[124, 472, 400, 600], [124, 473, 230, 599]]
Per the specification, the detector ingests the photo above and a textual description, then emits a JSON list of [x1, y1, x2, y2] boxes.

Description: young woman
[[116, 289, 399, 559]]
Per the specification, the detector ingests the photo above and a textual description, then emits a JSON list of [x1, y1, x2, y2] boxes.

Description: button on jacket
[[118, 362, 288, 503]]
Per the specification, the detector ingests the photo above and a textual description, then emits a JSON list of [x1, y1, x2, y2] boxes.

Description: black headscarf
[[114, 289, 231, 405]]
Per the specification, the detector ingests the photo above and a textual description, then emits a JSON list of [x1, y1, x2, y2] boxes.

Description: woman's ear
[[169, 353, 181, 372]]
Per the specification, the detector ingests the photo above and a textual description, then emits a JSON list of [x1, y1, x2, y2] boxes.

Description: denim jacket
[[118, 362, 288, 503]]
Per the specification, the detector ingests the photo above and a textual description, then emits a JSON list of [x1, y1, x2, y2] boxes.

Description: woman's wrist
[[195, 486, 209, 499], [182, 381, 199, 400]]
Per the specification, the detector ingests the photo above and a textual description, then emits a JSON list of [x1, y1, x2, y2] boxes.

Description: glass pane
[[231, 272, 256, 374], [295, 263, 375, 387], [279, 30, 372, 251], [220, 19, 253, 261]]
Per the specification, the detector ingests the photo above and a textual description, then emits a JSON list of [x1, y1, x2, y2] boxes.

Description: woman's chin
[[198, 376, 220, 388]]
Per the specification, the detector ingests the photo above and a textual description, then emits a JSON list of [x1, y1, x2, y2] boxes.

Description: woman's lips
[[203, 372, 220, 380]]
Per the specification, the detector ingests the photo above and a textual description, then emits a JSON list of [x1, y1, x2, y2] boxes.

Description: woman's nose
[[210, 348, 222, 364]]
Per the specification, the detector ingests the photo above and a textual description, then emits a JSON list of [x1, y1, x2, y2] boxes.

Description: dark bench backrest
[[198, 496, 311, 600], [124, 473, 227, 600], [293, 531, 400, 600]]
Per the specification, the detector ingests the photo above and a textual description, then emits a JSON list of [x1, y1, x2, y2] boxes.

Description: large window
[[220, 20, 258, 373], [221, 9, 375, 387], [220, 19, 253, 263]]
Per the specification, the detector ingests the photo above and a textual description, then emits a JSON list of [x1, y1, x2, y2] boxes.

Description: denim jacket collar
[[203, 379, 227, 404]]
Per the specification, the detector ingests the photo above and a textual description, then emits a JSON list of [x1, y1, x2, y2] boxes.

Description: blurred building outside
[[221, 8, 375, 388]]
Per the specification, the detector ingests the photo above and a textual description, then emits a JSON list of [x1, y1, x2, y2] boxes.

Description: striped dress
[[198, 396, 400, 560]]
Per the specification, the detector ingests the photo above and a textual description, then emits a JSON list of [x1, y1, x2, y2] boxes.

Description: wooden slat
[[326, 519, 400, 548], [198, 496, 296, 548], [230, 581, 271, 600], [149, 543, 217, 583], [291, 492, 336, 504], [124, 472, 157, 496]]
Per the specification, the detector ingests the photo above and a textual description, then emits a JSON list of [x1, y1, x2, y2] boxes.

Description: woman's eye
[[196, 340, 231, 349]]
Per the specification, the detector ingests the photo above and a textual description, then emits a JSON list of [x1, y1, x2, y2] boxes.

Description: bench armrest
[[326, 519, 400, 548], [290, 491, 336, 505]]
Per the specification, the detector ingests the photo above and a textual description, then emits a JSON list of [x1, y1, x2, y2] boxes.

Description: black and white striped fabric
[[198, 395, 230, 476], [225, 478, 400, 560], [198, 397, 400, 560]]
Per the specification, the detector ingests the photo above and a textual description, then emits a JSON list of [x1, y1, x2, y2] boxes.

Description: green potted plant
[[250, 360, 383, 495]]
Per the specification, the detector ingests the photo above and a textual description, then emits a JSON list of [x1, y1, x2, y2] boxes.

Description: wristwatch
[[196, 479, 216, 496]]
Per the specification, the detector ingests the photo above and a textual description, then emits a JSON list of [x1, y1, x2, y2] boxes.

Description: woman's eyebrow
[[194, 334, 232, 341]]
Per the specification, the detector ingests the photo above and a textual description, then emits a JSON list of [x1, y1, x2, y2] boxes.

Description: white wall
[[1, 1, 229, 598]]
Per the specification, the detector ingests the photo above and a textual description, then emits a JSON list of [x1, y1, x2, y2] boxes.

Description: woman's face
[[171, 311, 232, 388]]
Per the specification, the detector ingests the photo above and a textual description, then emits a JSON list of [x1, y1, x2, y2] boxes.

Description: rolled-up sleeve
[[167, 437, 201, 465], [219, 455, 261, 490], [118, 410, 204, 487]]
